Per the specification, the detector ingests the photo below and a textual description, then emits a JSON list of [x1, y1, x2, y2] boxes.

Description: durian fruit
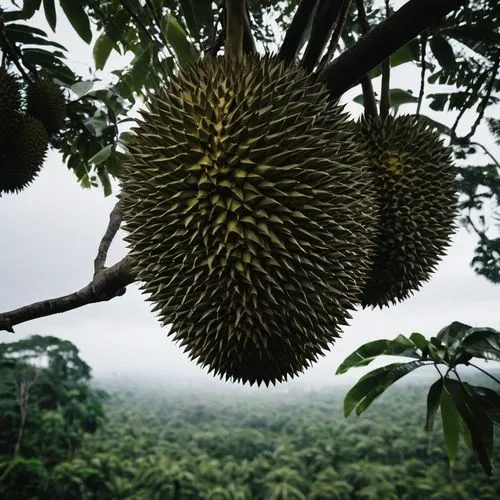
[[120, 54, 379, 385], [357, 114, 458, 308], [0, 113, 49, 194], [26, 79, 66, 135], [0, 68, 22, 146]]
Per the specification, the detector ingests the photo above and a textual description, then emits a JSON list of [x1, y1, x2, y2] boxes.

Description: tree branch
[[355, 0, 378, 118], [0, 257, 136, 333], [278, 0, 318, 63], [302, 0, 346, 72], [319, 0, 465, 98], [416, 32, 428, 118], [94, 202, 122, 275], [463, 52, 500, 142], [225, 0, 246, 58], [317, 0, 353, 72]]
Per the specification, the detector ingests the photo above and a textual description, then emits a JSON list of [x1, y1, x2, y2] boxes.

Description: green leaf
[[336, 335, 419, 375], [427, 92, 449, 111], [42, 0, 56, 31], [440, 384, 460, 464], [89, 145, 113, 166], [179, 0, 214, 43], [22, 0, 42, 18], [371, 40, 419, 77], [425, 378, 443, 432], [388, 89, 419, 108], [5, 24, 66, 49], [441, 25, 500, 50], [129, 49, 152, 91], [161, 14, 197, 67], [97, 166, 113, 196], [70, 81, 94, 97], [413, 115, 452, 136], [429, 34, 456, 70], [409, 332, 428, 350], [445, 379, 494, 476], [458, 413, 473, 450], [60, 0, 92, 43], [93, 33, 115, 70], [467, 385, 500, 426], [459, 328, 500, 362], [344, 361, 425, 417]]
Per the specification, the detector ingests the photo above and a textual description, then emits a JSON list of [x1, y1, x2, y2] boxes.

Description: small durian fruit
[[120, 54, 379, 385], [358, 114, 458, 308], [26, 79, 66, 135], [0, 114, 49, 194], [0, 68, 22, 146]]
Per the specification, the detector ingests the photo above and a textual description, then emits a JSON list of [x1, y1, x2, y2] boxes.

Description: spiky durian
[[0, 68, 22, 146], [120, 54, 379, 385], [26, 79, 66, 135], [0, 114, 49, 194], [357, 114, 458, 308]]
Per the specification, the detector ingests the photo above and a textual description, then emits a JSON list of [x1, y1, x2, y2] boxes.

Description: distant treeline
[[1, 341, 499, 499]]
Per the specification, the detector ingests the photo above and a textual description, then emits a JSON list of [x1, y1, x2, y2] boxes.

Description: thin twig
[[317, 0, 353, 73], [355, 0, 370, 34], [355, 0, 378, 118], [0, 257, 135, 333], [469, 141, 500, 167], [380, 57, 390, 117], [416, 32, 428, 117], [302, 0, 345, 72], [379, 0, 391, 117], [94, 203, 122, 275], [463, 52, 500, 142], [278, 0, 319, 63]]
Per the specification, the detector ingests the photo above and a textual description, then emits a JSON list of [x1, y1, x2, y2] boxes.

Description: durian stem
[[317, 0, 353, 73], [302, 0, 346, 72], [379, 57, 390, 117], [361, 77, 378, 118], [379, 0, 391, 118], [225, 0, 247, 59], [279, 0, 319, 63], [355, 0, 378, 118], [416, 32, 428, 118]]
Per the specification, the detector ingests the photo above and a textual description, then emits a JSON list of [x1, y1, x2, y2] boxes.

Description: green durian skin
[[26, 79, 66, 135], [358, 114, 459, 309], [0, 68, 22, 148], [120, 54, 379, 385], [0, 114, 49, 194]]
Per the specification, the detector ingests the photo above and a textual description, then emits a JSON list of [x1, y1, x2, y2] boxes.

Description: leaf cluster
[[338, 321, 500, 475]]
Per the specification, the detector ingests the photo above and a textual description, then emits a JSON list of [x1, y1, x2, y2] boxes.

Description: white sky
[[0, 2, 499, 392]]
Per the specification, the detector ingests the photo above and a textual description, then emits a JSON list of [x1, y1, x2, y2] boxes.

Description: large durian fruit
[[26, 78, 66, 135], [0, 113, 49, 194], [0, 68, 22, 146], [357, 114, 458, 308], [120, 55, 379, 385]]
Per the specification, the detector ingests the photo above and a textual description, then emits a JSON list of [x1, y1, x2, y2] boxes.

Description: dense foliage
[[2, 376, 500, 499], [0, 336, 108, 498], [339, 322, 500, 475]]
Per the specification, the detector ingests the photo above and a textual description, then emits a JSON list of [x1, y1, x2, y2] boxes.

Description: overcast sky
[[1, 3, 499, 391]]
